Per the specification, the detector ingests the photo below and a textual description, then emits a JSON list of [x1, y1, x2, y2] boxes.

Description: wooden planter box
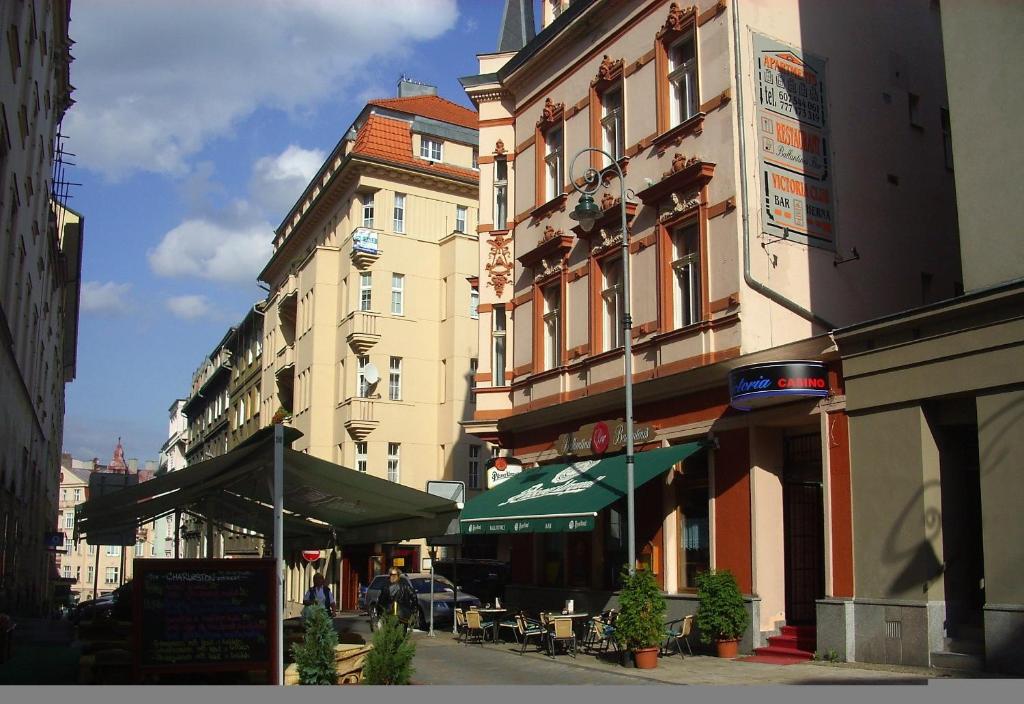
[[284, 643, 374, 685]]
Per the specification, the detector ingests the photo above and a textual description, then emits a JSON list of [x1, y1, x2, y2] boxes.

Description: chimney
[[397, 76, 437, 98]]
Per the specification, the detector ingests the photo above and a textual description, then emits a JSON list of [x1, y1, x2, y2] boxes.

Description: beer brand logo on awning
[[556, 420, 655, 458]]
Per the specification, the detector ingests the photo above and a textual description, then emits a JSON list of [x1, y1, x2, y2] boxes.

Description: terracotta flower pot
[[715, 638, 739, 658], [633, 647, 659, 669]]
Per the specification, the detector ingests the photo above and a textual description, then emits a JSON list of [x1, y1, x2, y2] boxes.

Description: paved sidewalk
[[336, 612, 963, 686]]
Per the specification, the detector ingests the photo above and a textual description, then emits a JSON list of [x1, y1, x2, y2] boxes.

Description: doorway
[[783, 433, 825, 625]]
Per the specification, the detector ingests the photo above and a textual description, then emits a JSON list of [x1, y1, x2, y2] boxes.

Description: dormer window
[[421, 137, 443, 161]]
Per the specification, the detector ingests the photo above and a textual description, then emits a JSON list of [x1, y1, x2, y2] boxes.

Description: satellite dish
[[363, 362, 380, 385]]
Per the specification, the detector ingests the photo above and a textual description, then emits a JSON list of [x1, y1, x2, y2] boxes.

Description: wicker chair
[[662, 614, 694, 659], [464, 608, 493, 645], [454, 608, 468, 643], [548, 617, 576, 658], [514, 614, 546, 655]]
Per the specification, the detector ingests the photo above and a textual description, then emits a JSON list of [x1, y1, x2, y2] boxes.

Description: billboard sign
[[352, 227, 379, 254], [753, 33, 834, 247]]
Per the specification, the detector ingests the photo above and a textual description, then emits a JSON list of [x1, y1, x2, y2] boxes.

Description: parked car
[[71, 582, 133, 624], [365, 573, 481, 631]]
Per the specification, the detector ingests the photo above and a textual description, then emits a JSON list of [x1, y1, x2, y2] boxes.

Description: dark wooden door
[[783, 434, 825, 625]]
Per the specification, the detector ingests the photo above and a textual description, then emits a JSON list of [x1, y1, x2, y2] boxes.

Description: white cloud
[[166, 295, 214, 321], [250, 145, 326, 216], [80, 281, 133, 314], [65, 0, 460, 179], [148, 218, 273, 284]]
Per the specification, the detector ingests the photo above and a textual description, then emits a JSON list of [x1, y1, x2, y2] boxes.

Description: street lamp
[[568, 148, 637, 576]]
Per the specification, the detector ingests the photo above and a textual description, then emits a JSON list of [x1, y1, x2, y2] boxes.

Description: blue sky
[[63, 1, 518, 463]]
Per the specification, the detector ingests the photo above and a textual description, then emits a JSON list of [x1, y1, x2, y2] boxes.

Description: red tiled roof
[[352, 114, 479, 182], [366, 94, 478, 130]]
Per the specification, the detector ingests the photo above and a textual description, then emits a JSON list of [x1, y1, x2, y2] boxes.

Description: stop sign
[[301, 550, 321, 562]]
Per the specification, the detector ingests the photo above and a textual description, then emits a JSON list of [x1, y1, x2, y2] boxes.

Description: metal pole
[[174, 510, 180, 559], [274, 421, 286, 683], [568, 147, 635, 575], [92, 544, 100, 600], [452, 545, 459, 635], [428, 547, 436, 637], [119, 543, 126, 586]]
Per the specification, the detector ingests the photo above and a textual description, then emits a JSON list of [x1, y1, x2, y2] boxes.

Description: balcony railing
[[342, 397, 378, 441], [344, 310, 381, 354]]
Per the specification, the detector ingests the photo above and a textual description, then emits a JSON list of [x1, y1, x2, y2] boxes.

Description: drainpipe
[[731, 3, 835, 331]]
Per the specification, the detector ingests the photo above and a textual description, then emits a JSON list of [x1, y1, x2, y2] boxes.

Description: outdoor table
[[476, 608, 507, 643]]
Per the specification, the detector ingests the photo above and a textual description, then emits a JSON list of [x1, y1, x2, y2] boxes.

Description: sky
[[63, 0, 520, 463]]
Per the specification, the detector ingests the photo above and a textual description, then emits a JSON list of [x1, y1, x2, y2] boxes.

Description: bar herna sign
[[556, 420, 656, 458], [754, 32, 835, 247]]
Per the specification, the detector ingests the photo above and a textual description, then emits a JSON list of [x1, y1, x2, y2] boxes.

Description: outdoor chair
[[515, 614, 546, 655], [464, 608, 493, 645], [662, 614, 694, 659], [583, 615, 612, 654], [547, 617, 576, 658], [454, 608, 468, 643], [497, 612, 520, 643]]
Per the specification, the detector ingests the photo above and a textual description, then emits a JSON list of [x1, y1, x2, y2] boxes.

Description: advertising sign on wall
[[753, 33, 834, 247], [352, 227, 379, 254], [728, 361, 830, 410], [485, 456, 524, 489]]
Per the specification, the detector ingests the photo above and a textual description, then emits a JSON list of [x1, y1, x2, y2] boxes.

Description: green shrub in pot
[[695, 570, 750, 645], [614, 567, 666, 653]]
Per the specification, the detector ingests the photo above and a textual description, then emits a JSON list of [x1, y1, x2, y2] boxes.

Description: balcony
[[344, 311, 381, 354], [349, 227, 382, 270], [275, 343, 295, 371], [342, 397, 379, 441]]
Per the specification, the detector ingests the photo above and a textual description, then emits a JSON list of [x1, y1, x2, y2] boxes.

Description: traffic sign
[[301, 550, 321, 562]]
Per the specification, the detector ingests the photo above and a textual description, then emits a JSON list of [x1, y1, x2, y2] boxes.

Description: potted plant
[[290, 604, 338, 685], [695, 570, 750, 658], [614, 567, 666, 669], [362, 614, 415, 685]]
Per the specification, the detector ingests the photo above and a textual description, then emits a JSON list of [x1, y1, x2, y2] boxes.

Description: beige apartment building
[[258, 79, 486, 608], [460, 0, 958, 661], [57, 446, 158, 602], [0, 0, 81, 616]]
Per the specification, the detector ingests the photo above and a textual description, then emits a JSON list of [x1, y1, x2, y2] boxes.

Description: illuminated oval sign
[[729, 361, 829, 410], [486, 456, 524, 489]]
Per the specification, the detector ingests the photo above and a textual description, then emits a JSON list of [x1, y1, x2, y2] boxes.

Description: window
[[908, 92, 922, 128], [543, 283, 561, 369], [601, 85, 624, 163], [62, 565, 71, 579], [469, 358, 478, 404], [355, 442, 368, 472], [671, 224, 701, 328], [357, 355, 372, 398], [494, 158, 508, 230], [492, 305, 507, 385], [940, 107, 953, 170], [360, 272, 372, 311], [387, 443, 400, 483], [544, 124, 564, 201], [105, 566, 120, 584], [390, 273, 404, 315], [61, 488, 66, 501], [668, 32, 698, 127], [468, 445, 481, 489], [74, 488, 80, 502], [676, 452, 710, 590], [87, 566, 94, 584], [393, 193, 405, 233], [601, 257, 624, 351], [64, 511, 73, 529], [470, 286, 479, 319], [106, 545, 120, 557], [362, 193, 375, 228], [472, 148, 479, 170], [88, 544, 95, 556], [389, 356, 402, 401], [455, 205, 467, 233], [420, 137, 442, 161]]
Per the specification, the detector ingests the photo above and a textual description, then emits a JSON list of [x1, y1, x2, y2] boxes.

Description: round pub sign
[[301, 550, 322, 562]]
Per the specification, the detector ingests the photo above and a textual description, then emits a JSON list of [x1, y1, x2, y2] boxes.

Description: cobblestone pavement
[[336, 612, 960, 686]]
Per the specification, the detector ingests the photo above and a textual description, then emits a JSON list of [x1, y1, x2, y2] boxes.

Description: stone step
[[767, 634, 816, 651], [753, 645, 814, 660], [931, 649, 985, 672], [944, 637, 984, 655]]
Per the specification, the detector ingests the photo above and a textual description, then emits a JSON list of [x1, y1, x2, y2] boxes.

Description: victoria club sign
[[728, 361, 829, 410]]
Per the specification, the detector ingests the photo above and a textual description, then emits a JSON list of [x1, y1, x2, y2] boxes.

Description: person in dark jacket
[[374, 568, 417, 632], [302, 573, 336, 617]]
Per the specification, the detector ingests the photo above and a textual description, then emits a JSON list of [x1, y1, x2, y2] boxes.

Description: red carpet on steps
[[738, 625, 816, 665]]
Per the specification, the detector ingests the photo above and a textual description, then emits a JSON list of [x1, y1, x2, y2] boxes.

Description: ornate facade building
[[461, 0, 960, 666], [0, 0, 81, 616]]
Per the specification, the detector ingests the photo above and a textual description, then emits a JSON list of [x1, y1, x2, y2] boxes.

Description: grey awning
[[74, 426, 459, 550]]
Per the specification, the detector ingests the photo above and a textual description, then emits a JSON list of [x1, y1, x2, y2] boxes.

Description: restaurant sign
[[729, 361, 829, 410], [556, 420, 656, 458], [463, 515, 595, 535]]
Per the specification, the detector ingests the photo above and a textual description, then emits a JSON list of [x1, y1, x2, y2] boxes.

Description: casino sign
[[729, 361, 830, 410]]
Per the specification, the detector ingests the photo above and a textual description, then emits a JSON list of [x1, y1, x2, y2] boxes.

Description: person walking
[[373, 568, 417, 634], [302, 573, 336, 618]]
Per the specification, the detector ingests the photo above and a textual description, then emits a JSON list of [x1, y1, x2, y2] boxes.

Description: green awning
[[459, 442, 705, 535]]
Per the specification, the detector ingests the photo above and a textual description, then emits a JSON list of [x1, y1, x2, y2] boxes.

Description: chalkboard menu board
[[133, 558, 277, 681]]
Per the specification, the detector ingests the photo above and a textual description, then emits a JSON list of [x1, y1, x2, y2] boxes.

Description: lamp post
[[568, 148, 636, 576]]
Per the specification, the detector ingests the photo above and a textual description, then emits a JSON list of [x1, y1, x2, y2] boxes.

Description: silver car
[[366, 572, 481, 631]]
